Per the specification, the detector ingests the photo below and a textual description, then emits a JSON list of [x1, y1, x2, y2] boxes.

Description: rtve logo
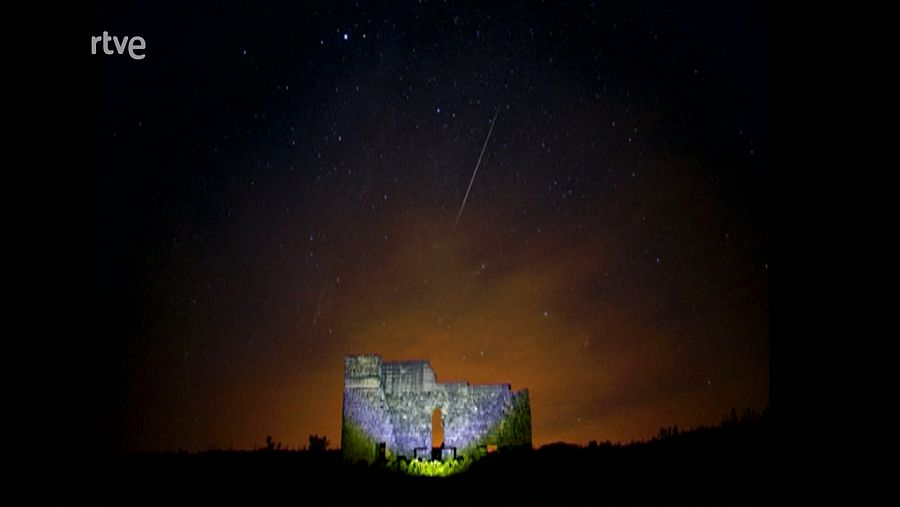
[[91, 31, 146, 60]]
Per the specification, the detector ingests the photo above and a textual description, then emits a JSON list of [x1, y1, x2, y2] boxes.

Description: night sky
[[81, 1, 771, 452]]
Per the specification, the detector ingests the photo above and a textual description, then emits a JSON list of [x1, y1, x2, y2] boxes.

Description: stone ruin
[[341, 354, 532, 463]]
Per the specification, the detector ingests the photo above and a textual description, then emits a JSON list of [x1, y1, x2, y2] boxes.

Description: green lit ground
[[386, 455, 475, 477]]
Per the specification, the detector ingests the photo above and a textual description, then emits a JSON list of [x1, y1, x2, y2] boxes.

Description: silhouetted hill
[[46, 412, 807, 505]]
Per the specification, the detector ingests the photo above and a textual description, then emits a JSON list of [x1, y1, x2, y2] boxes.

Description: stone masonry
[[341, 354, 531, 463]]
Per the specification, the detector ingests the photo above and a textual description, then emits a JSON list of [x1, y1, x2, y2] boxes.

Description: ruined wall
[[341, 354, 532, 463]]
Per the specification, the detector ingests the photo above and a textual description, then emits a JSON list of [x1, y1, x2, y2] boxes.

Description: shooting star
[[312, 279, 329, 325], [455, 107, 500, 229]]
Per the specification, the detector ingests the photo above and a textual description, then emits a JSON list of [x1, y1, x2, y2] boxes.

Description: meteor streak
[[455, 107, 500, 229]]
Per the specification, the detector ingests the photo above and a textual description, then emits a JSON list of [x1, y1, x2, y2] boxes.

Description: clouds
[[107, 2, 768, 452]]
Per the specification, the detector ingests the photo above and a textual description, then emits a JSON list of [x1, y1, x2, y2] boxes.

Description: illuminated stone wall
[[341, 354, 532, 463]]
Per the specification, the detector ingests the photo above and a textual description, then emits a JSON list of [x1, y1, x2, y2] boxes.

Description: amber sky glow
[[103, 2, 769, 452], [123, 153, 767, 450]]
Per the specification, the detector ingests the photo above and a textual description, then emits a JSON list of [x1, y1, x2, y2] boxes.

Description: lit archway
[[431, 408, 444, 450]]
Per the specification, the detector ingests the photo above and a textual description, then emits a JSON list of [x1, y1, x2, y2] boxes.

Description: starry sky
[[92, 0, 769, 452]]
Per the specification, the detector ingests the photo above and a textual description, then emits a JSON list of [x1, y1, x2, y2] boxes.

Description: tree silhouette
[[308, 434, 329, 452]]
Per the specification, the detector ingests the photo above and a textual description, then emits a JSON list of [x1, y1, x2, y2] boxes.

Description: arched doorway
[[431, 408, 444, 461]]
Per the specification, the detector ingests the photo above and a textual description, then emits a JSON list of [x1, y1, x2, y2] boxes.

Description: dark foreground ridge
[[49, 411, 814, 505]]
